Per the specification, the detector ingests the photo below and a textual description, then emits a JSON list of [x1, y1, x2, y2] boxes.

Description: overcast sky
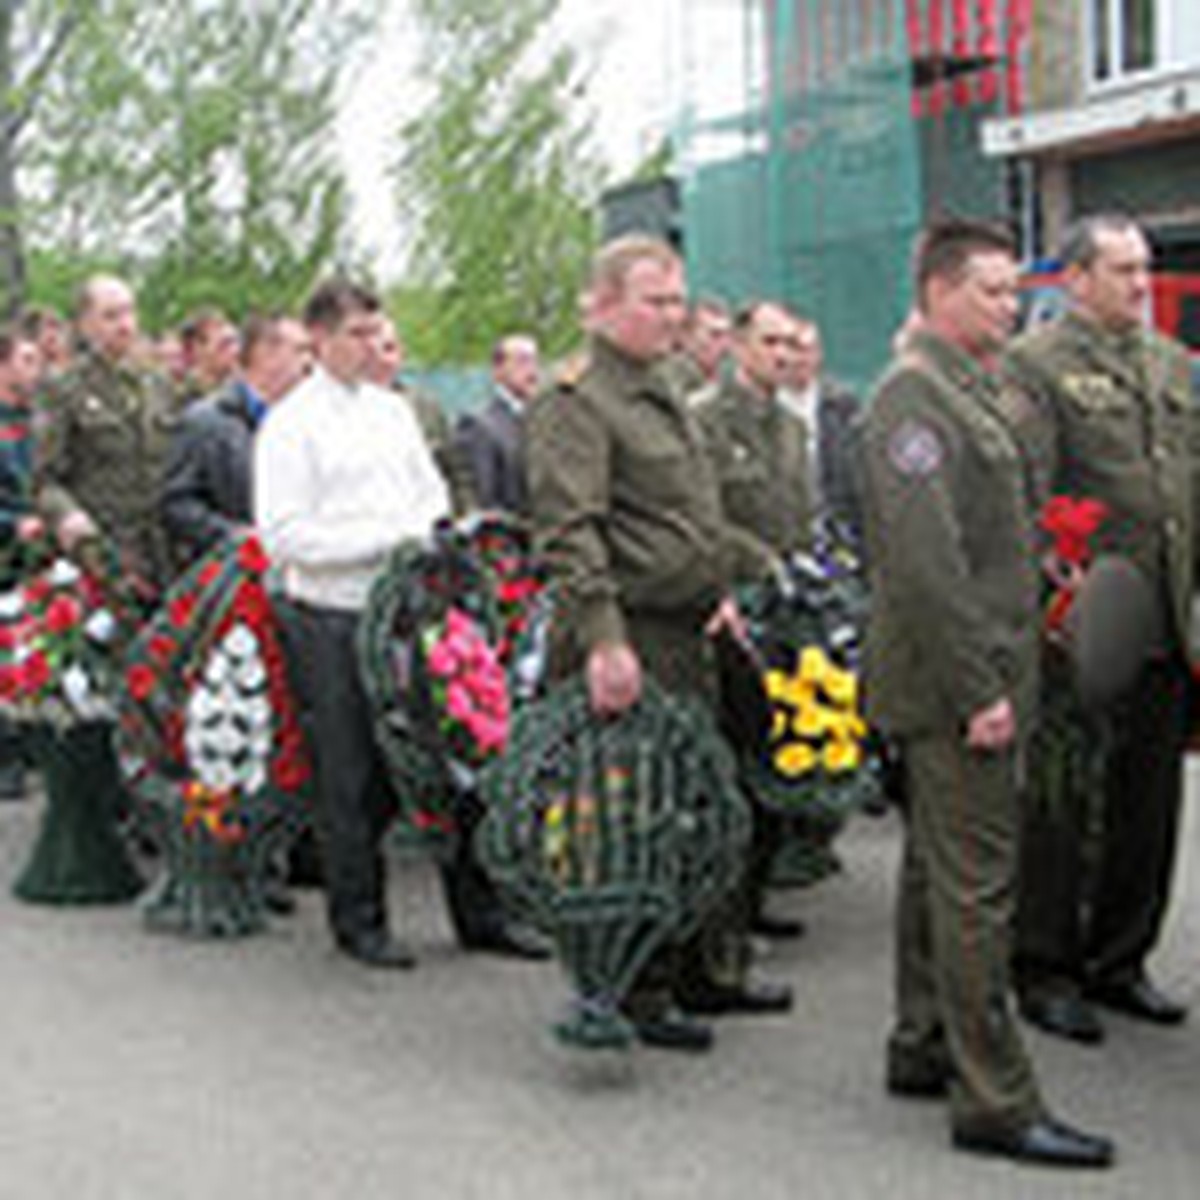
[[336, 0, 681, 275]]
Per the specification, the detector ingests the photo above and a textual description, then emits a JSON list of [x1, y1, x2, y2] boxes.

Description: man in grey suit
[[455, 334, 541, 516]]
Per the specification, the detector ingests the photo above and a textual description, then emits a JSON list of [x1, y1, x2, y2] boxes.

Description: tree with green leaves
[[0, 0, 90, 315], [28, 0, 371, 327], [395, 0, 606, 365]]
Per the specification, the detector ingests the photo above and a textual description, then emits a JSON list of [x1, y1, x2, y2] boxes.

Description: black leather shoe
[[953, 1117, 1115, 1168], [885, 1053, 949, 1100], [263, 882, 297, 917], [1087, 977, 1187, 1026], [338, 932, 416, 969], [1019, 992, 1105, 1044], [462, 924, 552, 961], [634, 1009, 714, 1053], [751, 913, 807, 940], [680, 980, 794, 1016], [0, 764, 26, 801]]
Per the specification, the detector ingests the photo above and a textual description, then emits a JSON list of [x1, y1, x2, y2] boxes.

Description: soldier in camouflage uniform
[[35, 275, 177, 600], [527, 236, 787, 1051], [1007, 215, 1193, 1041], [861, 219, 1112, 1167]]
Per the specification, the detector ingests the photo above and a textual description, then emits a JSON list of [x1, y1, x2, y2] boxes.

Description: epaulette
[[553, 352, 590, 390], [687, 380, 720, 411]]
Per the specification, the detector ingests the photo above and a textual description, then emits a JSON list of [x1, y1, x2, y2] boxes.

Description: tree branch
[[3, 3, 86, 145]]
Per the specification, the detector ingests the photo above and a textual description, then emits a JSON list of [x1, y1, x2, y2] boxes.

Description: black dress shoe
[[634, 1009, 714, 1053], [262, 882, 297, 917], [1019, 992, 1105, 1044], [751, 914, 807, 940], [338, 932, 416, 969], [680, 979, 794, 1016], [1087, 977, 1188, 1026], [885, 1051, 949, 1099], [953, 1116, 1115, 1168], [461, 924, 552, 961]]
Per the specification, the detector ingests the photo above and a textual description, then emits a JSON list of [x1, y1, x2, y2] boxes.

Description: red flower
[[1041, 496, 1108, 566], [231, 582, 269, 625], [236, 537, 271, 575], [0, 624, 18, 650], [126, 663, 157, 701], [43, 594, 84, 635], [271, 753, 311, 793], [149, 634, 176, 664], [197, 561, 223, 588], [497, 577, 539, 604], [168, 592, 197, 630], [0, 663, 22, 699], [22, 578, 51, 607], [20, 652, 51, 695], [163, 712, 186, 762], [79, 576, 106, 610]]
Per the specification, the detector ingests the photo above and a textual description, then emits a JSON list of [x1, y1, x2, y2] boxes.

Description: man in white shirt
[[777, 316, 863, 544], [255, 279, 449, 967]]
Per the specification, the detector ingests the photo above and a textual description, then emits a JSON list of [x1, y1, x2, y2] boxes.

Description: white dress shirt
[[779, 381, 821, 507], [254, 365, 450, 611]]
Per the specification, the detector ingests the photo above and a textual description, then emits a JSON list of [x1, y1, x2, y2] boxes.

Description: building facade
[[984, 1, 1200, 271]]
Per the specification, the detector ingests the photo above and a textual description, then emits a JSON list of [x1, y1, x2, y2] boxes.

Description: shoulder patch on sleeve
[[887, 419, 943, 477]]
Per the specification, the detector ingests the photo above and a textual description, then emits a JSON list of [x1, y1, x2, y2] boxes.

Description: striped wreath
[[477, 678, 751, 1051], [117, 533, 313, 937]]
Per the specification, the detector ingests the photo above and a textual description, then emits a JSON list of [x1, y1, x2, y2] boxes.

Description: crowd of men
[[0, 209, 1194, 1172]]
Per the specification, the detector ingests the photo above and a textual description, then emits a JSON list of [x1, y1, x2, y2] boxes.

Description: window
[[1090, 0, 1200, 85], [1091, 0, 1156, 82]]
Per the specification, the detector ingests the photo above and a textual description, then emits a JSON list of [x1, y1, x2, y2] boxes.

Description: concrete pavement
[[1, 765, 1197, 1200]]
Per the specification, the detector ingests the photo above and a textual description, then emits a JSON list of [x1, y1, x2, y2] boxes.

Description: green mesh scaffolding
[[677, 1, 1016, 392]]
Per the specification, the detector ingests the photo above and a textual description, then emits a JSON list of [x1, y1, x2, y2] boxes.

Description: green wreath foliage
[[357, 514, 549, 859], [477, 678, 751, 1050]]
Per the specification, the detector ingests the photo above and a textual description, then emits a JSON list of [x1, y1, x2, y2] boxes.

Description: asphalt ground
[[1, 764, 1197, 1200]]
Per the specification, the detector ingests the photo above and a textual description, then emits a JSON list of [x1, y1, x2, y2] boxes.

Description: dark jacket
[[161, 381, 257, 562], [813, 378, 865, 541], [455, 393, 527, 515]]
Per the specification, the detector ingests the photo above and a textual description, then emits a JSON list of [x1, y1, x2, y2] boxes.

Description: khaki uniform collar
[[908, 329, 998, 397], [1061, 309, 1148, 395], [588, 334, 673, 401]]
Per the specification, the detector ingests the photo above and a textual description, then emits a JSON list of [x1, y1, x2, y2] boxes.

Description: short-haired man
[[1008, 215, 1193, 1040], [527, 236, 784, 1051], [860, 219, 1112, 1166], [178, 308, 241, 405], [162, 313, 311, 563], [778, 316, 863, 543], [36, 274, 177, 600], [665, 297, 732, 400], [455, 334, 540, 515], [696, 300, 812, 554], [692, 300, 814, 947], [256, 280, 449, 967], [18, 307, 70, 378], [0, 327, 45, 800], [366, 315, 476, 515]]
